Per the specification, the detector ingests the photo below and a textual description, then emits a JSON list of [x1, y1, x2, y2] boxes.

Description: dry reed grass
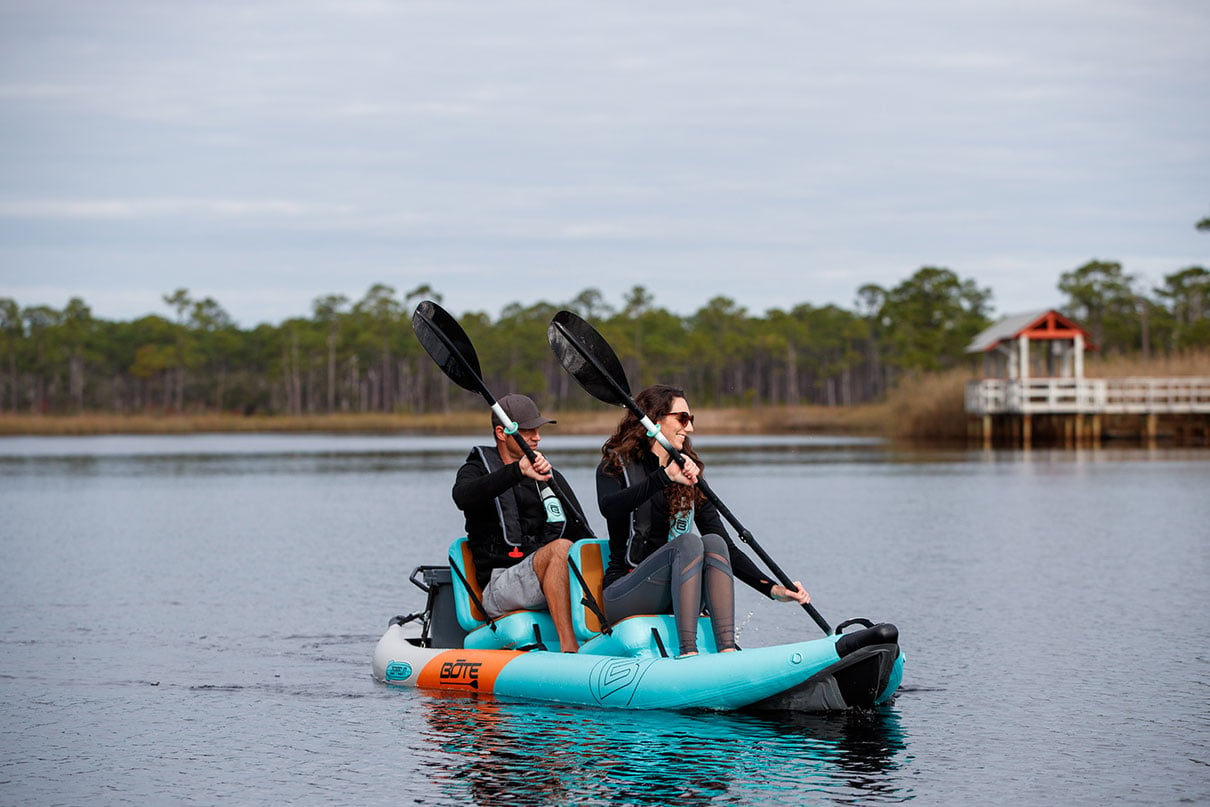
[[881, 369, 971, 441], [1085, 349, 1210, 377], [0, 412, 488, 436], [0, 405, 876, 437]]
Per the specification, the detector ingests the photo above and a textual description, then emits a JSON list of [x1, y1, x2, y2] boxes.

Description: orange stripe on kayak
[[415, 649, 517, 694]]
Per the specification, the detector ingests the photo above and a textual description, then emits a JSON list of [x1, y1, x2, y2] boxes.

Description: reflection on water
[[411, 694, 911, 805]]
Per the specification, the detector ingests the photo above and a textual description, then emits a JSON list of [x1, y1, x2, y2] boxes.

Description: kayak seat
[[568, 537, 717, 658], [448, 536, 560, 652], [567, 538, 610, 641]]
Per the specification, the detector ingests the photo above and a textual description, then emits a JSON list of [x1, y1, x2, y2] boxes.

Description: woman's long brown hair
[[601, 384, 704, 515]]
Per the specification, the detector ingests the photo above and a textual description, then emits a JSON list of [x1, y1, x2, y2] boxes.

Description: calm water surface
[[1, 433, 1207, 805]]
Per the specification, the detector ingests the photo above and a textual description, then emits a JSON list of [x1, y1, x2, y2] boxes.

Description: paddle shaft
[[555, 318, 832, 635], [417, 308, 596, 535]]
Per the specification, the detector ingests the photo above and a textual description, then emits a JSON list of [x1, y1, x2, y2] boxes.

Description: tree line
[[1, 260, 1207, 416]]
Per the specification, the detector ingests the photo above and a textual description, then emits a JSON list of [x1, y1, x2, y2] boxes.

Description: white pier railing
[[965, 377, 1210, 415]]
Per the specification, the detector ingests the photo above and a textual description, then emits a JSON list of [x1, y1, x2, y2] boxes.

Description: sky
[[1, 0, 1208, 327]]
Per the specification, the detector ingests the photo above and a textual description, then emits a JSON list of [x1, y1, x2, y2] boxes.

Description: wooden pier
[[965, 377, 1210, 447]]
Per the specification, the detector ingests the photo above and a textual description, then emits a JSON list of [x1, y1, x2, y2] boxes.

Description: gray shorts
[[481, 554, 546, 618]]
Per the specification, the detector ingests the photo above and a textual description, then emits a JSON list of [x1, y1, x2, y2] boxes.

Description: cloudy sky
[[2, 0, 1207, 327]]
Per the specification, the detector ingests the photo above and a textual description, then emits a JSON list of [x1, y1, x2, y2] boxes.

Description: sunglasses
[[666, 411, 695, 426]]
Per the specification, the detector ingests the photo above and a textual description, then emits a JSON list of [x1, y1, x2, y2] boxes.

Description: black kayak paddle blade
[[412, 300, 485, 396], [548, 311, 632, 407]]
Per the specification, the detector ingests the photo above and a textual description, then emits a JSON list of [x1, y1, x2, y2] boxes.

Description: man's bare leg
[[532, 539, 578, 652]]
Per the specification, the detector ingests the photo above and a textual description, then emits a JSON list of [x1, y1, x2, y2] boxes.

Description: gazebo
[[965, 309, 1094, 382], [964, 309, 1209, 446], [964, 309, 1096, 446]]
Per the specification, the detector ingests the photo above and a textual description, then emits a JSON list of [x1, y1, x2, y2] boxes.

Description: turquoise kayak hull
[[372, 621, 904, 712]]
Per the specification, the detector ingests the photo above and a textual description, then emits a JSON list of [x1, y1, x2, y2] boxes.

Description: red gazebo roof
[[966, 309, 1096, 353]]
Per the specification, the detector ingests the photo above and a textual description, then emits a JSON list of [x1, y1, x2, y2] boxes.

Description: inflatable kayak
[[371, 538, 904, 712]]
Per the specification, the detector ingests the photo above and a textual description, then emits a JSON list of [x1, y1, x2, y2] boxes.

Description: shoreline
[[0, 405, 886, 438]]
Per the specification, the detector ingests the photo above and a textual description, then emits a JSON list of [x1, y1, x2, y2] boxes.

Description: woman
[[595, 384, 809, 657]]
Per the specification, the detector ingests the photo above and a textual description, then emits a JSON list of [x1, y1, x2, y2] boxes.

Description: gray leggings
[[602, 532, 736, 655]]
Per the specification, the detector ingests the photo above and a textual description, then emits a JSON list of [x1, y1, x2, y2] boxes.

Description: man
[[451, 394, 591, 652]]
